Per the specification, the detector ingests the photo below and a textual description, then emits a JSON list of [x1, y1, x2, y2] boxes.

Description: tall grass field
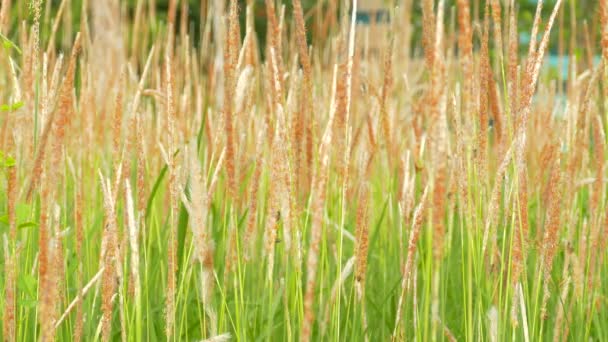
[[1, 0, 608, 340]]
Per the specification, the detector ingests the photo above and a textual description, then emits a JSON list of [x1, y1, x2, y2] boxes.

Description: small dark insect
[[275, 210, 281, 222]]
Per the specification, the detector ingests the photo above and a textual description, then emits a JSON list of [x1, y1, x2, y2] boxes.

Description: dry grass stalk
[[263, 102, 292, 281], [182, 144, 225, 334], [244, 129, 265, 262], [300, 72, 338, 341], [126, 48, 155, 215], [45, 0, 68, 57], [393, 185, 430, 338], [55, 266, 105, 330], [519, 0, 563, 125], [125, 181, 141, 305], [99, 173, 119, 342]]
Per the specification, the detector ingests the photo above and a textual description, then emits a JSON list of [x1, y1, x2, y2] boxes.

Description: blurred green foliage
[[7, 0, 603, 58]]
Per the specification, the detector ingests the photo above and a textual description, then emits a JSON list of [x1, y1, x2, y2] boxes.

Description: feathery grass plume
[[3, 137, 17, 342], [125, 180, 141, 314], [223, 0, 239, 199], [265, 0, 283, 75], [24, 0, 41, 121], [428, 0, 448, 262], [244, 128, 265, 262], [477, 1, 490, 188], [511, 2, 562, 323], [38, 176, 56, 342], [35, 32, 81, 342], [242, 4, 257, 69], [263, 102, 292, 281], [528, 0, 544, 60], [191, 149, 225, 336], [585, 115, 606, 293], [568, 63, 602, 192], [393, 184, 430, 338], [128, 47, 155, 214], [421, 0, 436, 70], [27, 34, 81, 199], [456, 0, 473, 121], [452, 94, 470, 232], [135, 111, 146, 214], [591, 115, 605, 216], [539, 156, 563, 318], [353, 156, 370, 339], [234, 66, 253, 116], [354, 168, 370, 299], [602, 0, 608, 61], [334, 61, 349, 178], [490, 0, 503, 63], [112, 72, 125, 169], [507, 0, 518, 124], [99, 173, 118, 342], [181, 142, 223, 329], [293, 0, 314, 193], [0, 0, 10, 34], [489, 73, 503, 146], [164, 23, 179, 339], [300, 69, 338, 342], [3, 233, 17, 341], [519, 0, 563, 123], [379, 40, 394, 169]]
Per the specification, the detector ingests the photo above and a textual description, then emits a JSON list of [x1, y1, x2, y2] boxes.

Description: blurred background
[[4, 0, 601, 78]]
